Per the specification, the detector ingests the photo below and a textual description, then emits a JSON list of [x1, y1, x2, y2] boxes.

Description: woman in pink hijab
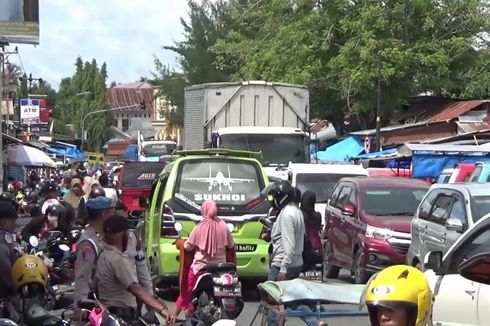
[[175, 200, 234, 316]]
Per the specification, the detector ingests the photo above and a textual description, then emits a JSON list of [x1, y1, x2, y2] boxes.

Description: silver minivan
[[407, 183, 490, 269]]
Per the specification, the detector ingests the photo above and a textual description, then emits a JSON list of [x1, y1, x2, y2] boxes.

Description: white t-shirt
[[103, 187, 118, 206]]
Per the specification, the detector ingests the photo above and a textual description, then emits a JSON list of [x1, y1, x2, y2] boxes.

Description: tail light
[[161, 204, 179, 237], [213, 273, 238, 285]]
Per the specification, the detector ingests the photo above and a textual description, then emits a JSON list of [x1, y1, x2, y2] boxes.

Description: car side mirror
[[418, 209, 429, 219], [446, 218, 464, 233], [424, 251, 443, 274], [341, 204, 356, 217], [458, 252, 490, 285], [138, 196, 148, 209]]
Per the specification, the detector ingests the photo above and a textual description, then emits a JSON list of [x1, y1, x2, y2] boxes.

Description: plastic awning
[[316, 136, 364, 162]]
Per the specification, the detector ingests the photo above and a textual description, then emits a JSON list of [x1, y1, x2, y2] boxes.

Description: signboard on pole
[[20, 98, 40, 126], [0, 0, 40, 45]]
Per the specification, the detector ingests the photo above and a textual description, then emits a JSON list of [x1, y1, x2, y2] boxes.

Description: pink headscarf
[[187, 200, 229, 257]]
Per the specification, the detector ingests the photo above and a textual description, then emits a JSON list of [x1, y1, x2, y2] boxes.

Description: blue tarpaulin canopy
[[401, 143, 490, 178], [353, 148, 398, 160], [315, 136, 364, 162], [45, 146, 88, 159]]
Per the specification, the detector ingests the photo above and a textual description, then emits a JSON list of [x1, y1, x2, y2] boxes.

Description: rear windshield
[[362, 188, 428, 216], [296, 173, 365, 203], [142, 143, 176, 157], [471, 196, 490, 222], [121, 163, 165, 188], [175, 160, 263, 211]]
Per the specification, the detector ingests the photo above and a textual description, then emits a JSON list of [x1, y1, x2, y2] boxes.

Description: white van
[[288, 162, 369, 224]]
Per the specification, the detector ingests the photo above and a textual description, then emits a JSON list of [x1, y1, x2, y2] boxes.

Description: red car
[[322, 177, 429, 283], [117, 162, 168, 226]]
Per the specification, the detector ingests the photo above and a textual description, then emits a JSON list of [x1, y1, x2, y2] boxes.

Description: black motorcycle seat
[[24, 303, 62, 325], [202, 262, 236, 273], [77, 299, 96, 310]]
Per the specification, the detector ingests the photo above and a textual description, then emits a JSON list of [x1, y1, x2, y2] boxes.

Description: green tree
[[54, 57, 109, 151], [212, 0, 490, 132]]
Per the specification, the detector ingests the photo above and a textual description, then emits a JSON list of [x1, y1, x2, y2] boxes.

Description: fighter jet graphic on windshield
[[185, 165, 255, 192]]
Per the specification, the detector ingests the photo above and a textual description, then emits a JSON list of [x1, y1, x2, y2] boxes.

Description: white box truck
[[184, 81, 311, 179]]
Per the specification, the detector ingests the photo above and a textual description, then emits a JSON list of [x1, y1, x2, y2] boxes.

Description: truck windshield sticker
[[184, 165, 255, 192], [176, 162, 261, 205]]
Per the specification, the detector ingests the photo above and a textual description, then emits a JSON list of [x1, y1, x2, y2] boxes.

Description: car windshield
[[363, 188, 428, 216], [470, 196, 490, 222], [142, 143, 176, 157], [175, 160, 263, 212], [219, 133, 309, 166], [296, 173, 365, 203]]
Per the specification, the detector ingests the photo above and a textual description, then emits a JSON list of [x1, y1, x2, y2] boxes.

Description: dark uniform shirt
[[0, 229, 19, 299]]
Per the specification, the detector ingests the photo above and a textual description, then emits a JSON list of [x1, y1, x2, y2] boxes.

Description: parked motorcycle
[[11, 250, 69, 326]]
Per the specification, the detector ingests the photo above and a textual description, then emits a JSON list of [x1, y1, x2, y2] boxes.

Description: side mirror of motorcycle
[[29, 236, 39, 248], [59, 244, 70, 252]]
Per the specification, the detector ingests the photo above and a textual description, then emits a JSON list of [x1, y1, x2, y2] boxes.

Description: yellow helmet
[[11, 255, 48, 290], [363, 265, 432, 326]]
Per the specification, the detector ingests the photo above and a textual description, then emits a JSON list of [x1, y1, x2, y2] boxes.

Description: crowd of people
[[0, 160, 433, 325]]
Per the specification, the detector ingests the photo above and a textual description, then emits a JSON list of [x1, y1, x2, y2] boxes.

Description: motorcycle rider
[[20, 203, 67, 241], [113, 202, 154, 299], [96, 215, 176, 323], [175, 200, 235, 317], [268, 180, 305, 281], [363, 265, 431, 326], [0, 202, 20, 318], [73, 196, 115, 320]]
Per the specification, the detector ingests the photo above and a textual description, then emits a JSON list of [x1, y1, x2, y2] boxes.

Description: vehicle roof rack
[[176, 148, 264, 162]]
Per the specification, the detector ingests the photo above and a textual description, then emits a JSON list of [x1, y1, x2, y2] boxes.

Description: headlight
[[365, 225, 393, 239]]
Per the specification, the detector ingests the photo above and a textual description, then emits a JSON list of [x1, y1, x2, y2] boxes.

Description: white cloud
[[8, 0, 191, 89]]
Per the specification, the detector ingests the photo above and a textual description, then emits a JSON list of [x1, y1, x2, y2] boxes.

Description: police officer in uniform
[[96, 215, 176, 323], [0, 202, 20, 318], [73, 197, 115, 320], [114, 202, 153, 294]]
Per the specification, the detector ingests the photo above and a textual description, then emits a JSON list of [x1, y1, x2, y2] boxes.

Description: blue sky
[[7, 0, 193, 89]]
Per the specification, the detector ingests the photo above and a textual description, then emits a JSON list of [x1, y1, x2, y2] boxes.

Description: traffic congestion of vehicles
[[7, 85, 490, 326]]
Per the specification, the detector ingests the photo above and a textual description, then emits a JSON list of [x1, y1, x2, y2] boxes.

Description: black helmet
[[45, 204, 66, 219], [89, 187, 106, 199], [41, 182, 58, 197], [265, 180, 293, 210], [0, 192, 15, 203], [0, 192, 18, 209]]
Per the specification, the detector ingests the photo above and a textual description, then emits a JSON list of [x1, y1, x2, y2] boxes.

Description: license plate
[[235, 244, 257, 252], [299, 271, 322, 281]]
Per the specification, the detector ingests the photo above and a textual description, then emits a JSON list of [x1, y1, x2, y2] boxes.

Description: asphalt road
[[17, 217, 369, 325], [157, 271, 369, 326]]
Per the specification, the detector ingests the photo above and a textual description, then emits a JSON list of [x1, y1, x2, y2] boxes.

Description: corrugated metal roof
[[349, 121, 445, 136], [426, 100, 488, 122], [106, 84, 154, 114], [113, 82, 152, 89]]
